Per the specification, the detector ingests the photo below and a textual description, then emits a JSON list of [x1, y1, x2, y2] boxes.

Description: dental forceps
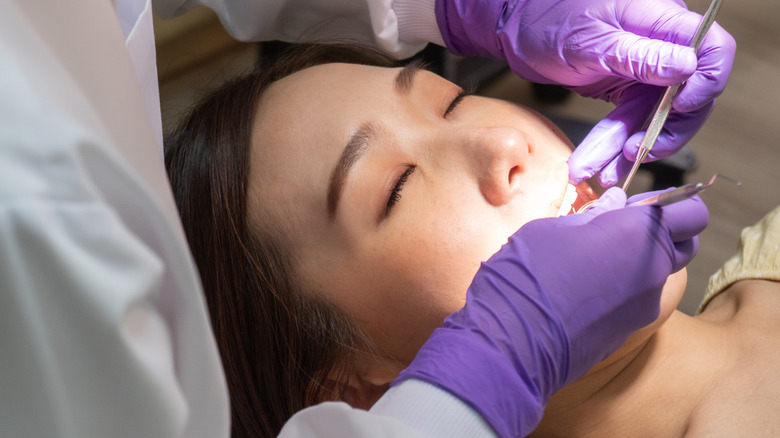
[[621, 0, 725, 193]]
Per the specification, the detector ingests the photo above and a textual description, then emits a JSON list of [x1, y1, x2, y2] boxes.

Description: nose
[[459, 126, 533, 206]]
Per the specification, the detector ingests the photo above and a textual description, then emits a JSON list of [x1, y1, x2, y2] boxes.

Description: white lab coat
[[153, 0, 444, 59], [0, 0, 491, 437]]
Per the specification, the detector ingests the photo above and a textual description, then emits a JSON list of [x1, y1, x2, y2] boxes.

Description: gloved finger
[[598, 153, 633, 187], [627, 188, 674, 204], [594, 28, 697, 86], [673, 22, 736, 113], [609, 196, 706, 274], [584, 187, 626, 215], [621, 5, 735, 112], [568, 117, 629, 184], [619, 193, 707, 270], [622, 101, 714, 161], [631, 4, 707, 44], [671, 236, 699, 272], [627, 190, 709, 242], [549, 187, 626, 227], [656, 194, 709, 242], [568, 87, 658, 184]]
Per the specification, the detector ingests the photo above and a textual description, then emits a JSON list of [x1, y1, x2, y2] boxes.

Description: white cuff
[[393, 0, 445, 47], [371, 379, 496, 438]]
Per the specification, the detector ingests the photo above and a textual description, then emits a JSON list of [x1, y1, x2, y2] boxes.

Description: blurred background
[[155, 0, 780, 315]]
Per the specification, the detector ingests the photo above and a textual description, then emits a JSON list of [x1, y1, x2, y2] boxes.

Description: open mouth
[[556, 183, 579, 216], [557, 182, 599, 216]]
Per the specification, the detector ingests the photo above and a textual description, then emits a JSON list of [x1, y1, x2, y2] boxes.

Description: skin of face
[[248, 62, 685, 389]]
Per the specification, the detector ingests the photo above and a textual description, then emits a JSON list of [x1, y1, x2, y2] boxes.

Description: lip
[[570, 182, 599, 214], [548, 159, 576, 216], [551, 176, 598, 216], [556, 183, 579, 216]]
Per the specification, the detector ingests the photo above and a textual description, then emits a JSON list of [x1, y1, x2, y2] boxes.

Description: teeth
[[557, 184, 578, 216]]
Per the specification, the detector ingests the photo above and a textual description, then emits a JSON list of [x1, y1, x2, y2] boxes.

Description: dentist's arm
[[1, 3, 229, 436], [152, 0, 443, 59]]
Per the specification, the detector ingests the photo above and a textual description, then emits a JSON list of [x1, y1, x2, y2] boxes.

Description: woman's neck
[[530, 310, 730, 437]]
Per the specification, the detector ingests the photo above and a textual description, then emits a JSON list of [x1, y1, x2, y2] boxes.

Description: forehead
[[255, 62, 397, 155], [246, 63, 399, 241], [265, 63, 395, 115]]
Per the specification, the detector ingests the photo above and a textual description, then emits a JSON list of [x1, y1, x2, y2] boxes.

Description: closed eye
[[385, 165, 415, 217], [444, 87, 475, 118]]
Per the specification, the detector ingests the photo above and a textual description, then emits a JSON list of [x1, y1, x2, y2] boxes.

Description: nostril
[[508, 165, 521, 186]]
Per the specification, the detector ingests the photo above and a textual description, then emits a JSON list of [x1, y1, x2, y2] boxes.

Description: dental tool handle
[[621, 0, 724, 193], [628, 183, 702, 207], [690, 0, 725, 52], [621, 84, 678, 191]]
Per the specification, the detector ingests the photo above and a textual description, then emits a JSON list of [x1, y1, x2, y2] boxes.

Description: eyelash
[[444, 87, 475, 117], [383, 88, 473, 217], [386, 166, 416, 216]]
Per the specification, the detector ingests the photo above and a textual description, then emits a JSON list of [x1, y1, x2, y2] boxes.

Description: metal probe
[[627, 174, 741, 207], [621, 0, 725, 192], [575, 173, 740, 214]]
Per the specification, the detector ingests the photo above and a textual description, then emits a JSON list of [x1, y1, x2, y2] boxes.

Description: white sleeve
[[0, 1, 229, 437], [152, 0, 444, 59], [279, 380, 496, 438]]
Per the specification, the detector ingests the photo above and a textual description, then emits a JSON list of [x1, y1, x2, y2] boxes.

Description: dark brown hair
[[164, 44, 403, 437]]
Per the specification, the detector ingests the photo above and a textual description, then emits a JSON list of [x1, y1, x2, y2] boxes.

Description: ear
[[323, 356, 401, 409]]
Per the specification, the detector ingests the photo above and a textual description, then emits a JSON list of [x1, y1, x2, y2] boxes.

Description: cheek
[[352, 211, 508, 363]]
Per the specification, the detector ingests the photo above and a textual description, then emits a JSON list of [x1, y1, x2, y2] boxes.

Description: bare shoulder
[[687, 279, 780, 437], [697, 279, 780, 326]]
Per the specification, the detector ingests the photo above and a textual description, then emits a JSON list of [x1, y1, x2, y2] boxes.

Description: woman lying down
[[164, 44, 780, 437]]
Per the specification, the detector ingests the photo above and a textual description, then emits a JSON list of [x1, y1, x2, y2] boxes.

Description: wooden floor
[[157, 0, 780, 315]]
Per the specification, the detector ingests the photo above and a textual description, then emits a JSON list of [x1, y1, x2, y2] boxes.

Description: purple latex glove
[[435, 0, 736, 187], [394, 188, 708, 437]]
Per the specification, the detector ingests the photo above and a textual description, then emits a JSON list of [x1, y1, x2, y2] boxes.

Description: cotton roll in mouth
[[557, 183, 578, 216]]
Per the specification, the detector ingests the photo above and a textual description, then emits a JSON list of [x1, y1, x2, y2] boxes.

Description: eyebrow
[[327, 122, 378, 218], [326, 64, 423, 219], [394, 62, 422, 95]]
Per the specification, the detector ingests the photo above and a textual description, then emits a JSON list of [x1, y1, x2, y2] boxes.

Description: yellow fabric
[[697, 205, 780, 314]]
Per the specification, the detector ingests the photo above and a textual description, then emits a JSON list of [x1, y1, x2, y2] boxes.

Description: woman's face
[[249, 62, 596, 369]]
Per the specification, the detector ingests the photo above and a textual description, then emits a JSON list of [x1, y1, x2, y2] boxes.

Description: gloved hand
[[435, 0, 736, 187], [394, 188, 708, 437]]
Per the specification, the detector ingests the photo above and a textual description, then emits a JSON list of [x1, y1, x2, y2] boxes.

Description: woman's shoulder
[[697, 205, 780, 315], [700, 279, 780, 326], [688, 280, 780, 437]]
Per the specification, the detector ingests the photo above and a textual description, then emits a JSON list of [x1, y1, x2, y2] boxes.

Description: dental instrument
[[621, 0, 725, 193], [576, 173, 740, 214], [627, 174, 740, 207]]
